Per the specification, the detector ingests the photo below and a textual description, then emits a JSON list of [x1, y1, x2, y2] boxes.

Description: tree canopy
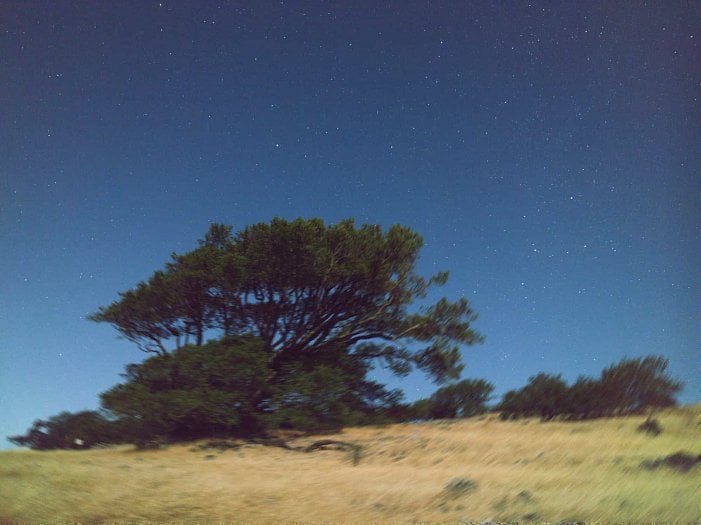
[[89, 218, 483, 383]]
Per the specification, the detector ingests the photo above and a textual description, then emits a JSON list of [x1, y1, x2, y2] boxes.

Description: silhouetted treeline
[[8, 410, 124, 450], [9, 354, 682, 450], [407, 379, 495, 420], [495, 356, 682, 421]]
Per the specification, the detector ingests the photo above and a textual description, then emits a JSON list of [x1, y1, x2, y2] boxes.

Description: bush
[[444, 477, 478, 495], [496, 373, 568, 421], [641, 451, 701, 473], [428, 379, 494, 419], [637, 417, 662, 436], [8, 411, 122, 450], [264, 345, 406, 432], [598, 356, 682, 414], [100, 335, 270, 442], [408, 379, 494, 421]]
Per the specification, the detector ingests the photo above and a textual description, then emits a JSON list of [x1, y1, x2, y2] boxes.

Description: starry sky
[[1, 2, 699, 447]]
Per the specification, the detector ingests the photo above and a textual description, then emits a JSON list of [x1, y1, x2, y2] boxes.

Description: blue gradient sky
[[1, 2, 699, 447]]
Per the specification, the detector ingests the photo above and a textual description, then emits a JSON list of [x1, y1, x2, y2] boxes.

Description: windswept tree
[[418, 378, 494, 419], [90, 218, 483, 384], [84, 218, 483, 437], [497, 373, 570, 420], [597, 355, 682, 415], [8, 411, 121, 450], [566, 376, 606, 419]]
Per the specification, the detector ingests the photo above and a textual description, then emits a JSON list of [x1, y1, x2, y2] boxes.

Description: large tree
[[90, 218, 482, 383]]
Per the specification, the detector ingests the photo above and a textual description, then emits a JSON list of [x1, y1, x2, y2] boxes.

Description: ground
[[1, 406, 698, 523]]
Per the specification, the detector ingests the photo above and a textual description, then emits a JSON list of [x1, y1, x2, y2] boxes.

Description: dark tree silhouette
[[423, 379, 494, 419], [90, 218, 483, 383], [597, 355, 682, 415], [497, 355, 683, 420], [8, 411, 121, 450]]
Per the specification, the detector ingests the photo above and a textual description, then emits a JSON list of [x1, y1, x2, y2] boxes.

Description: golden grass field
[[1, 406, 699, 524]]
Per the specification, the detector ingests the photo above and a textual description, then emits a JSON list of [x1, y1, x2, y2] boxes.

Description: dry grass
[[1, 406, 699, 524]]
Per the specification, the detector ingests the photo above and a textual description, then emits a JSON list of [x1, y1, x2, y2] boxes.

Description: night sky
[[1, 2, 699, 447]]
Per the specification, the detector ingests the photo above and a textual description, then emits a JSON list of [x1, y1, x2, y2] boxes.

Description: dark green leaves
[[100, 336, 270, 440], [598, 355, 682, 413], [8, 411, 122, 450], [90, 218, 482, 383], [411, 378, 495, 419]]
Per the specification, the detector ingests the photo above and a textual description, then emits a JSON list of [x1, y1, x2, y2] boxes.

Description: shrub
[[641, 451, 701, 473], [8, 411, 123, 450], [637, 417, 662, 436], [100, 336, 270, 442], [428, 379, 494, 419], [444, 477, 478, 495]]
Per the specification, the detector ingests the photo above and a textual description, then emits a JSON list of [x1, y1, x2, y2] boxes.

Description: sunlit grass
[[1, 405, 698, 523]]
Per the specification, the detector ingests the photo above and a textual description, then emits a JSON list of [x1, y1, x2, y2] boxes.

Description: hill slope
[[1, 407, 699, 523]]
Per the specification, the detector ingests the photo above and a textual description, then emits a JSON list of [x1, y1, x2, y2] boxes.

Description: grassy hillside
[[1, 406, 698, 523]]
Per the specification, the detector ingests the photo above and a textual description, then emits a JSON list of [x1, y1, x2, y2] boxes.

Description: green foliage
[[8, 411, 121, 450], [87, 272, 179, 355], [413, 378, 494, 419], [89, 218, 482, 384], [497, 355, 683, 420], [511, 372, 569, 421], [408, 398, 433, 420], [98, 334, 407, 442], [267, 365, 363, 432], [101, 336, 270, 441], [598, 355, 682, 414], [267, 344, 405, 432], [565, 376, 607, 418]]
